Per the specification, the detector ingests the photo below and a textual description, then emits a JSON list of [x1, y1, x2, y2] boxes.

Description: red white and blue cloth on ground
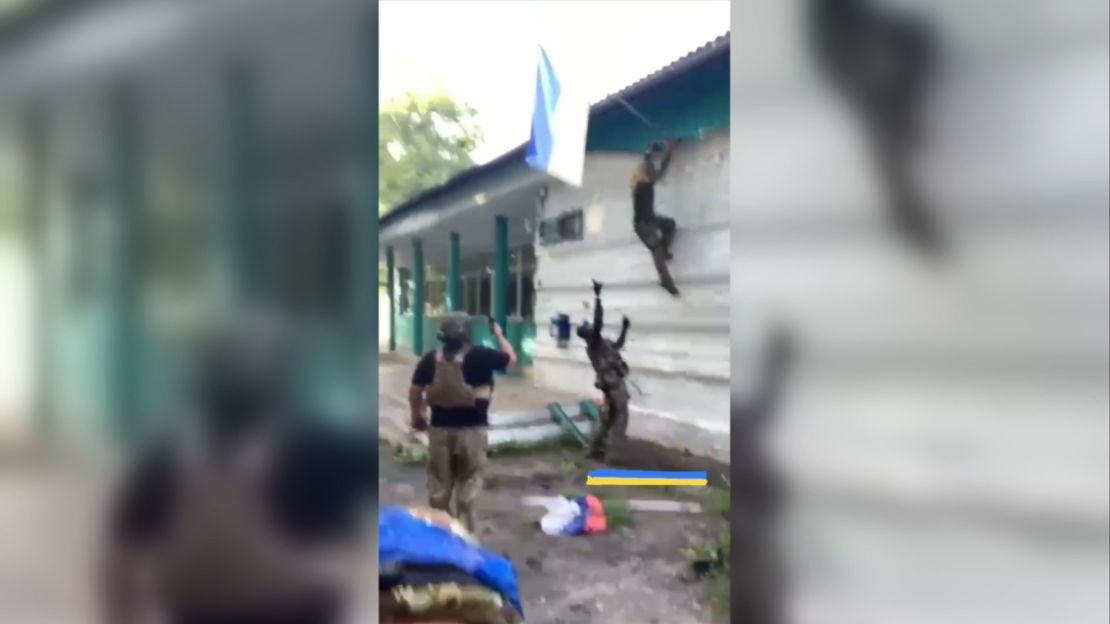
[[539, 494, 607, 536]]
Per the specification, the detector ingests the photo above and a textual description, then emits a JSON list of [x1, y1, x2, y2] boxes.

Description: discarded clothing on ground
[[538, 495, 607, 536], [379, 505, 523, 623], [382, 582, 521, 624]]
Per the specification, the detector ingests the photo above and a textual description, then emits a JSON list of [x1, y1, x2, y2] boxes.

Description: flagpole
[[613, 95, 655, 127], [535, 41, 653, 129]]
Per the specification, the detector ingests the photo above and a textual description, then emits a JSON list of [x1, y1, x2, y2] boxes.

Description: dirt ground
[[380, 441, 731, 624], [0, 445, 727, 624], [0, 460, 106, 623]]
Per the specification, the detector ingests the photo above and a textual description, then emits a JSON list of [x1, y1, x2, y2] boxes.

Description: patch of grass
[[392, 443, 427, 466], [683, 538, 723, 567], [488, 434, 582, 457], [708, 484, 731, 519], [559, 454, 584, 477], [683, 533, 731, 622], [601, 496, 633, 530], [708, 568, 730, 622]]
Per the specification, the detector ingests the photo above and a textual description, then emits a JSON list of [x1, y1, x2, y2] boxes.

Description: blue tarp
[[378, 506, 524, 616]]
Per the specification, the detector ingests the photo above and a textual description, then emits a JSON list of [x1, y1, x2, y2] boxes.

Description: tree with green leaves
[[379, 92, 482, 215]]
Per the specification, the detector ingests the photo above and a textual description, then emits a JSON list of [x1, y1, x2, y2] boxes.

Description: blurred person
[[808, 0, 940, 254], [741, 1, 1109, 623], [631, 139, 681, 295], [577, 280, 632, 461], [409, 313, 517, 533], [100, 312, 377, 624], [730, 325, 796, 624]]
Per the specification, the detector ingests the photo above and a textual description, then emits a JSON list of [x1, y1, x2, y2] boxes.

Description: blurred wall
[[732, 0, 1109, 622], [0, 0, 377, 448], [0, 126, 34, 444]]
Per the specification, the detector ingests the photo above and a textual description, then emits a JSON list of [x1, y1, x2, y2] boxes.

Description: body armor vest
[[590, 342, 630, 390], [424, 348, 492, 408]]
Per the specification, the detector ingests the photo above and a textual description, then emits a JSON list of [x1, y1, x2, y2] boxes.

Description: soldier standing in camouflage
[[409, 313, 517, 532], [577, 280, 632, 461]]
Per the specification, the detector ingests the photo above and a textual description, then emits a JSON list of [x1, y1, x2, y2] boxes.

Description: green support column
[[386, 246, 396, 352], [448, 232, 462, 312], [352, 7, 380, 414], [107, 82, 145, 441], [23, 108, 53, 446], [493, 215, 509, 332], [412, 239, 425, 356], [223, 61, 265, 302]]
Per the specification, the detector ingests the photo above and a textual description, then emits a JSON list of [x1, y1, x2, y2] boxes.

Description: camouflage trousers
[[427, 427, 488, 532], [588, 384, 630, 458], [634, 216, 679, 295], [383, 583, 522, 624]]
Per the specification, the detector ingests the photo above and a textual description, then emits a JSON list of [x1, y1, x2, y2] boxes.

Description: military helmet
[[438, 312, 473, 344]]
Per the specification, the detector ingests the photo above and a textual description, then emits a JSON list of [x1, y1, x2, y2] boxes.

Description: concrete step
[[489, 417, 595, 447], [488, 409, 551, 427], [523, 496, 704, 513], [380, 390, 593, 449]]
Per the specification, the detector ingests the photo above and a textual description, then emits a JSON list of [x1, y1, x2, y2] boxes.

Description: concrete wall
[[733, 1, 1109, 622], [532, 129, 730, 462]]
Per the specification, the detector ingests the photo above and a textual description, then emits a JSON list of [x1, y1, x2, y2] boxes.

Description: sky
[[379, 0, 730, 164]]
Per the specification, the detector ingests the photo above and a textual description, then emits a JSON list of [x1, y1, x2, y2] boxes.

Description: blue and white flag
[[525, 46, 589, 187]]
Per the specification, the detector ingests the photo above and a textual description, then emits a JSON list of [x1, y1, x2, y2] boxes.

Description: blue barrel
[[550, 313, 571, 347]]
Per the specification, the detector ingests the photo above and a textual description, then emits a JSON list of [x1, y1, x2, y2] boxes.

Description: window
[[461, 272, 486, 316], [521, 274, 535, 320], [464, 275, 477, 315], [559, 210, 583, 240], [507, 270, 519, 317], [452, 247, 535, 320], [426, 278, 446, 315], [539, 209, 584, 246]]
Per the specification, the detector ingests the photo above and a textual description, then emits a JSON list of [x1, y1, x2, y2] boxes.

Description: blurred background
[[1, 1, 376, 621], [731, 0, 1108, 623], [0, 0, 377, 454], [0, 0, 1107, 622]]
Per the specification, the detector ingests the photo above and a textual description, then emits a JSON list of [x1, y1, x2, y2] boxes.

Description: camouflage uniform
[[579, 294, 632, 459], [631, 145, 680, 296], [588, 347, 631, 459], [421, 314, 492, 533], [426, 426, 488, 533], [384, 583, 522, 624]]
